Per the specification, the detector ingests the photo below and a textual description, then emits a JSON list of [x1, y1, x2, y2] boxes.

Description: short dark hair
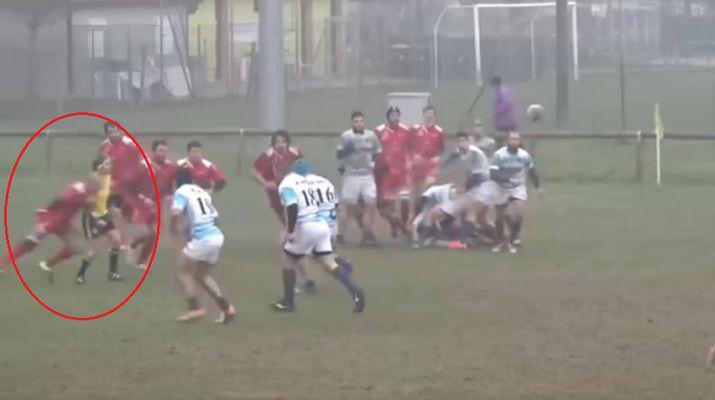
[[186, 140, 202, 153], [423, 105, 436, 114], [175, 167, 193, 187], [103, 122, 117, 135], [456, 131, 470, 140], [351, 111, 364, 120], [490, 76, 502, 87], [152, 139, 168, 151], [271, 130, 291, 146]]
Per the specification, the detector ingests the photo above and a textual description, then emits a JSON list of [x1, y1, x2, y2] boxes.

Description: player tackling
[[272, 160, 365, 313], [171, 168, 236, 324]]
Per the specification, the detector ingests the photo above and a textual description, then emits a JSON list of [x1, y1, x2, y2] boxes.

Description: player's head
[[456, 131, 471, 153], [84, 177, 102, 194], [271, 130, 291, 150], [386, 106, 401, 125], [175, 167, 193, 187], [490, 76, 502, 87], [507, 131, 522, 152], [422, 105, 436, 125], [92, 156, 111, 175], [104, 122, 122, 143], [152, 139, 169, 162], [292, 159, 311, 176], [472, 118, 484, 138], [351, 111, 365, 133], [186, 140, 203, 163]]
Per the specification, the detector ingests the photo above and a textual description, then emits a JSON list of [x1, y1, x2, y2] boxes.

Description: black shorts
[[107, 193, 123, 209], [82, 212, 115, 239]]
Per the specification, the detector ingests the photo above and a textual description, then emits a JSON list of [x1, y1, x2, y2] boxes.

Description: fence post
[[45, 130, 53, 176], [236, 128, 246, 177], [635, 130, 643, 183]]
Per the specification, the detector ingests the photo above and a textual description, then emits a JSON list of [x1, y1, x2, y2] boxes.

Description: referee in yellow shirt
[[76, 157, 123, 283]]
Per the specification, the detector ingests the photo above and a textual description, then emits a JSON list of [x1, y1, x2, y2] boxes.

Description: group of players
[[334, 105, 541, 254], [0, 104, 540, 322]]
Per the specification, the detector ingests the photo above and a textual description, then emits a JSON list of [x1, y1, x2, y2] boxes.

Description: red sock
[[46, 246, 75, 268], [10, 239, 38, 261], [138, 238, 153, 265]]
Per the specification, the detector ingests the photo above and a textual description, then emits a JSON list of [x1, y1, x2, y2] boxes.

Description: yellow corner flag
[[654, 103, 664, 139]]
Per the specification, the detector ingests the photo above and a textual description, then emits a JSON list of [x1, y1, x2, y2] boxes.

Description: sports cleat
[[38, 261, 53, 283], [507, 244, 518, 254], [512, 238, 523, 247], [108, 272, 123, 281], [134, 264, 147, 271], [448, 240, 468, 250], [75, 275, 86, 285], [353, 288, 365, 314], [411, 241, 422, 250], [270, 300, 294, 313], [214, 305, 236, 324], [176, 308, 206, 322]]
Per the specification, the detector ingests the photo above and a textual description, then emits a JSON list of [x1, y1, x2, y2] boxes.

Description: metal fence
[[2, 129, 714, 186]]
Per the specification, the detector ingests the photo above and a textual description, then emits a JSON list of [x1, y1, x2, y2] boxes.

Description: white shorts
[[495, 185, 528, 206], [328, 218, 339, 238], [342, 175, 377, 205], [284, 220, 333, 257], [183, 233, 225, 264], [438, 200, 460, 217], [467, 180, 499, 206]]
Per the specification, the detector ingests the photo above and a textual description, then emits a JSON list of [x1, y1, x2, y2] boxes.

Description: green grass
[[3, 132, 715, 398], [2, 69, 715, 399]]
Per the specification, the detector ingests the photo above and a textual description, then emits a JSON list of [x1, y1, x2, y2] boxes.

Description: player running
[[336, 111, 381, 246], [171, 168, 236, 324], [124, 156, 161, 271], [252, 130, 302, 225], [99, 122, 142, 220], [272, 160, 365, 314], [375, 106, 411, 237], [409, 106, 445, 194], [490, 131, 542, 254], [75, 157, 123, 284], [1, 175, 103, 281], [177, 141, 227, 193]]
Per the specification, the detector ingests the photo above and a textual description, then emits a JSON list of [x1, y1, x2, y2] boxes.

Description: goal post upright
[[433, 1, 579, 88]]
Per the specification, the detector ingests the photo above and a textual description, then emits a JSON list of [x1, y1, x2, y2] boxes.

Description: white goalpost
[[432, 1, 579, 88]]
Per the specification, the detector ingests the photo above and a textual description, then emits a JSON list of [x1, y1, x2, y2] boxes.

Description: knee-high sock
[[331, 258, 359, 297], [281, 269, 296, 307], [509, 214, 523, 242], [108, 247, 120, 273]]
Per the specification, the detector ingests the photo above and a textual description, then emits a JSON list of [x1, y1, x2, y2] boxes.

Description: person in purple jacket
[[491, 76, 518, 134]]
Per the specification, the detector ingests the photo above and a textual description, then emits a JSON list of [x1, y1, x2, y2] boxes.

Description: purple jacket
[[493, 86, 518, 132]]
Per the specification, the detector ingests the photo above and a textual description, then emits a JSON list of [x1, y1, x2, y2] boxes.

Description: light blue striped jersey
[[492, 147, 534, 189], [172, 184, 222, 240]]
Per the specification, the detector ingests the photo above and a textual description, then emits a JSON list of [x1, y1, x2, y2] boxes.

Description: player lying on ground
[[272, 160, 365, 314], [490, 131, 542, 254], [75, 157, 123, 284], [375, 106, 412, 238], [336, 111, 380, 246], [252, 130, 316, 293], [1, 175, 102, 281], [171, 168, 236, 324], [411, 183, 467, 249], [177, 140, 227, 193], [441, 131, 498, 243]]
